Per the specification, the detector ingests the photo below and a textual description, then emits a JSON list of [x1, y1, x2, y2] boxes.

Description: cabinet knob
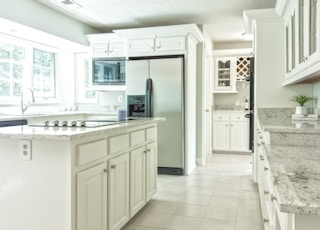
[[104, 169, 108, 173], [264, 167, 269, 172], [271, 194, 277, 202], [263, 218, 269, 223], [111, 165, 116, 169], [260, 155, 264, 161], [143, 149, 150, 154], [264, 190, 269, 195]]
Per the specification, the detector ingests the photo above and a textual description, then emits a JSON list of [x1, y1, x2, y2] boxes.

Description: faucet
[[21, 88, 35, 115]]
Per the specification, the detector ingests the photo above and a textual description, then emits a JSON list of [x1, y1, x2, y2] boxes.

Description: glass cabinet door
[[214, 57, 236, 93], [217, 59, 231, 87]]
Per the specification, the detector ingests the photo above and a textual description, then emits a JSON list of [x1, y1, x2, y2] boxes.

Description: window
[[0, 36, 56, 102]]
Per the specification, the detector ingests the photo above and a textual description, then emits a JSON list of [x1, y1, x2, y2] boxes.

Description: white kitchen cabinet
[[108, 152, 130, 230], [212, 112, 249, 152], [130, 146, 146, 217], [213, 57, 237, 93], [127, 36, 185, 56], [86, 33, 127, 58], [77, 163, 108, 230], [145, 141, 157, 201], [284, 0, 320, 84], [90, 41, 126, 58], [129, 129, 157, 217]]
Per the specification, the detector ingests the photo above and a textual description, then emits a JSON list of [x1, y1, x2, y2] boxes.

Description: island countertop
[[0, 118, 165, 141]]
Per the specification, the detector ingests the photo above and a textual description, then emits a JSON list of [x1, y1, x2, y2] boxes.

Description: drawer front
[[213, 113, 229, 121], [77, 139, 107, 166], [109, 133, 130, 154], [130, 129, 145, 146], [146, 127, 157, 140], [230, 113, 247, 121]]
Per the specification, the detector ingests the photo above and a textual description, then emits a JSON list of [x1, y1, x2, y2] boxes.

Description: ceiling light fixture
[[60, 0, 82, 8]]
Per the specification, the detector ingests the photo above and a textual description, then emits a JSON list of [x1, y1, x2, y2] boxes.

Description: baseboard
[[158, 167, 184, 175]]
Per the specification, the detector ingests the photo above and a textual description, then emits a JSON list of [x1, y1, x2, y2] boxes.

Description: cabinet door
[[230, 121, 249, 151], [155, 36, 185, 52], [91, 43, 109, 57], [108, 41, 126, 57], [108, 153, 130, 230], [130, 146, 146, 217], [212, 121, 230, 150], [213, 57, 237, 93], [146, 142, 157, 201], [128, 38, 155, 54], [77, 163, 108, 230]]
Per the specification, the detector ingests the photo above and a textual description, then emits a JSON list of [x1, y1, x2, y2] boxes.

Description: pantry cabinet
[[212, 112, 249, 152], [284, 0, 320, 84]]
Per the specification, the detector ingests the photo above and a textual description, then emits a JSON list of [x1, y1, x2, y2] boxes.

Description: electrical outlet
[[118, 95, 123, 103], [19, 140, 32, 160]]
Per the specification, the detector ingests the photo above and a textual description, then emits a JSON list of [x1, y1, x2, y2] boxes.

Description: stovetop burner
[[29, 120, 122, 128]]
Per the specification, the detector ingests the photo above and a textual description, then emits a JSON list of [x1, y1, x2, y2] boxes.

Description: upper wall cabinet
[[86, 33, 127, 58], [284, 0, 320, 85], [114, 24, 203, 57], [212, 49, 252, 93]]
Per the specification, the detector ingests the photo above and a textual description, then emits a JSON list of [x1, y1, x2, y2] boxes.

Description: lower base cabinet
[[77, 163, 108, 230], [108, 153, 130, 230]]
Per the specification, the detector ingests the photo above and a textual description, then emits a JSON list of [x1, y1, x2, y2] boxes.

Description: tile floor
[[122, 153, 263, 230]]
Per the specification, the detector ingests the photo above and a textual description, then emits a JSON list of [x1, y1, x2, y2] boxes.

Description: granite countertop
[[0, 118, 164, 141], [265, 144, 320, 215], [258, 108, 320, 133]]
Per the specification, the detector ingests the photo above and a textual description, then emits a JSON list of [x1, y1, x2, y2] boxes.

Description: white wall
[[254, 18, 312, 108], [0, 0, 100, 45]]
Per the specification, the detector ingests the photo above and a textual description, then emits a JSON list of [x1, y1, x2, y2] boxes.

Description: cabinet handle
[[264, 167, 269, 172], [263, 218, 269, 223], [111, 165, 116, 169], [260, 155, 264, 161], [157, 42, 161, 49], [271, 194, 277, 202], [143, 149, 150, 154], [104, 169, 108, 173], [257, 143, 261, 147], [230, 124, 233, 127], [264, 190, 269, 195]]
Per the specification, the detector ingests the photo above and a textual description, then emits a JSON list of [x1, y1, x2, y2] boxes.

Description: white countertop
[[0, 118, 165, 141]]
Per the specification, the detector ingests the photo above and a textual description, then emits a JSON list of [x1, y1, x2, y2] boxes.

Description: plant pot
[[295, 106, 308, 115]]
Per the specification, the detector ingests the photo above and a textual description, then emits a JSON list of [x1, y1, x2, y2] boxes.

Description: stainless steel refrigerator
[[126, 56, 184, 175]]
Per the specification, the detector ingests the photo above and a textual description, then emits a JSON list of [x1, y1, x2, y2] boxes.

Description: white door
[[130, 147, 146, 217], [77, 163, 108, 230], [108, 153, 130, 230], [146, 142, 157, 201]]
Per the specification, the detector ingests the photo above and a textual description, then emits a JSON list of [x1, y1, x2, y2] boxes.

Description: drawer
[[109, 133, 129, 154], [213, 114, 229, 121], [77, 139, 107, 166], [146, 127, 157, 140], [230, 114, 247, 121], [130, 129, 145, 146]]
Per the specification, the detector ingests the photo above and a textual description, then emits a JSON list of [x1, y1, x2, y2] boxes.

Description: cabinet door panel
[[77, 163, 107, 230], [146, 142, 157, 201], [130, 147, 146, 217], [155, 36, 185, 51], [212, 122, 229, 150], [128, 38, 155, 53], [230, 122, 249, 151], [108, 42, 126, 57], [108, 153, 130, 230]]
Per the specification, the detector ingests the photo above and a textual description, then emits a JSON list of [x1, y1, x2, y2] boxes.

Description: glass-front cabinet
[[284, 0, 320, 84], [213, 57, 237, 93]]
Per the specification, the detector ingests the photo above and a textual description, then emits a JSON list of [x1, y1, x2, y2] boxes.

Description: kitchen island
[[256, 108, 320, 230], [0, 117, 164, 230]]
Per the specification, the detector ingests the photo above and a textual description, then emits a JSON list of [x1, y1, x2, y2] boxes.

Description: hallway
[[122, 153, 263, 230]]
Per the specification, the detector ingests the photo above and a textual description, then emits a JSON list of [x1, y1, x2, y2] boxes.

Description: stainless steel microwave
[[92, 58, 126, 85]]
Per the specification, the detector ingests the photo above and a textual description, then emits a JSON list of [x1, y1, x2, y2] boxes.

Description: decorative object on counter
[[244, 97, 249, 110], [117, 108, 126, 121], [290, 95, 314, 115]]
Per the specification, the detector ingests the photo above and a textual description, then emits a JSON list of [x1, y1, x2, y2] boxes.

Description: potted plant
[[290, 95, 314, 115]]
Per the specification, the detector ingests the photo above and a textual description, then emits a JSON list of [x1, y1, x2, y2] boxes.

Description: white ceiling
[[38, 0, 276, 43]]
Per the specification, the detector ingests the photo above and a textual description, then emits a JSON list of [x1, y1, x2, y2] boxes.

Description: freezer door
[[126, 59, 149, 95]]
